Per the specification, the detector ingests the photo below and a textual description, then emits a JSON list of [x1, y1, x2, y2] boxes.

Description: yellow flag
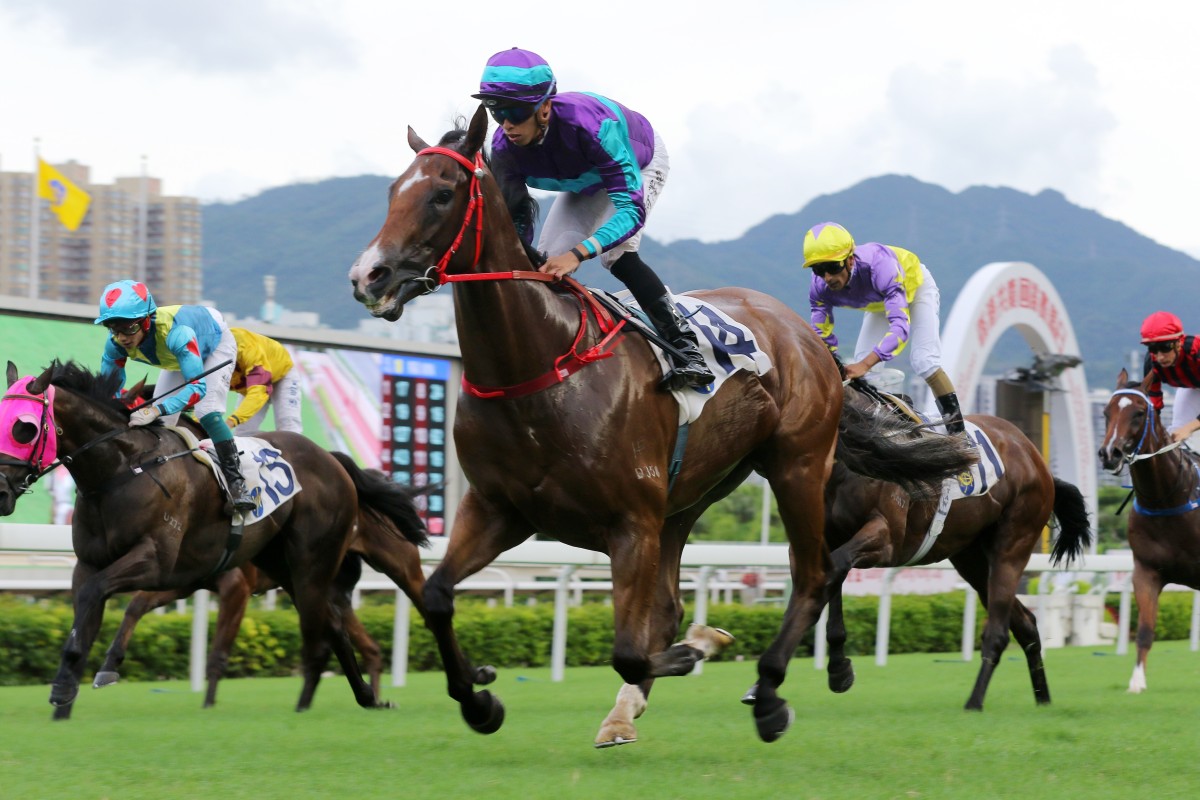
[[37, 158, 91, 232]]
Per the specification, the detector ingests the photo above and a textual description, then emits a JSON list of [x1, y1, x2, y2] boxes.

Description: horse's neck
[[451, 239, 588, 389], [1131, 429, 1195, 505], [55, 397, 150, 487]]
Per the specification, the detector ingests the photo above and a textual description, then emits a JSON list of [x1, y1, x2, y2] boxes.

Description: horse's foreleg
[[95, 589, 181, 688], [203, 568, 253, 708], [424, 494, 530, 733], [955, 539, 1028, 711], [753, 455, 831, 743], [52, 544, 160, 718], [822, 522, 891, 694], [1129, 563, 1163, 694]]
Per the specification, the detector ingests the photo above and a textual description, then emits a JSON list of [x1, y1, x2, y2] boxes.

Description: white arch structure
[[941, 261, 1098, 522]]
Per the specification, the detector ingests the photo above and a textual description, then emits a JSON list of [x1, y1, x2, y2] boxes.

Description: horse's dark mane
[[439, 120, 544, 266], [48, 361, 129, 417]]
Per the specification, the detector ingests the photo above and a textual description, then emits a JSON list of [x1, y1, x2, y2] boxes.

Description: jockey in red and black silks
[[1140, 310, 1200, 443]]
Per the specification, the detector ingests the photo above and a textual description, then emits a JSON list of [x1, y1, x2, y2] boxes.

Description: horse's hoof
[[473, 665, 497, 686], [462, 690, 505, 734], [49, 684, 79, 708], [740, 683, 758, 706], [828, 661, 855, 693], [51, 703, 74, 721], [753, 698, 794, 743], [594, 734, 637, 749], [373, 700, 395, 710], [93, 671, 120, 689]]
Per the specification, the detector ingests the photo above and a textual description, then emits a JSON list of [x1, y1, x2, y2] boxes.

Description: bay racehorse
[[0, 361, 429, 719], [811, 390, 1091, 710], [1097, 369, 1200, 693], [95, 482, 429, 708], [345, 107, 978, 745]]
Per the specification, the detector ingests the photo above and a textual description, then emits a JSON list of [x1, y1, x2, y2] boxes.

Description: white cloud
[[0, 0, 355, 73]]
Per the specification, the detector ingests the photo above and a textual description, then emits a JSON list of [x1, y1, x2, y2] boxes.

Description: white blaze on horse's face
[[348, 163, 436, 319]]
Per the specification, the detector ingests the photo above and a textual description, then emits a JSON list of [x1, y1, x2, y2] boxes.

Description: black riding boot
[[214, 439, 256, 513], [644, 295, 716, 391], [935, 391, 966, 436]]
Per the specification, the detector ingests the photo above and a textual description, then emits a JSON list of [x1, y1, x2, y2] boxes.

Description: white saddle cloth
[[168, 426, 303, 521]]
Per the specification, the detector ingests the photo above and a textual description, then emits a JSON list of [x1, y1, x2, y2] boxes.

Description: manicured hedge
[[1, 591, 1194, 687]]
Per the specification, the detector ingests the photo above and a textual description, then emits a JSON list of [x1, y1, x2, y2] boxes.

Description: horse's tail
[[836, 401, 979, 498], [1049, 477, 1093, 566], [330, 451, 430, 548]]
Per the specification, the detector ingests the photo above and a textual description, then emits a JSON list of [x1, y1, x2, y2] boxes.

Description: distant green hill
[[203, 173, 1200, 382]]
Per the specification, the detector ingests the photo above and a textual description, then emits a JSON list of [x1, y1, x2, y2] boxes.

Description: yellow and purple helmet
[[471, 47, 557, 108], [802, 222, 856, 269]]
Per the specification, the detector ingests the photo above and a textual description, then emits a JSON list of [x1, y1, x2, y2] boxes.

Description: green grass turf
[[2, 646, 1199, 799]]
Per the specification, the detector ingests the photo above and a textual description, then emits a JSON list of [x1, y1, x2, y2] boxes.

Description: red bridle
[[413, 146, 627, 399], [416, 147, 487, 279]]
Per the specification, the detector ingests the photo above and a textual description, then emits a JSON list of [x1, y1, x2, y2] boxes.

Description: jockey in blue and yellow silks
[[473, 47, 713, 392], [803, 222, 965, 435], [94, 279, 255, 512]]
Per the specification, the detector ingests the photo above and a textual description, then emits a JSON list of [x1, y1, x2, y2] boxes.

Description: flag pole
[[29, 139, 40, 299]]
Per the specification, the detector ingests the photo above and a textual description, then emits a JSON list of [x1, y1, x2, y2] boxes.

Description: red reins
[[415, 146, 626, 400]]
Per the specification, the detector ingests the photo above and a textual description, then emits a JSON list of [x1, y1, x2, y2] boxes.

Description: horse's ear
[[124, 377, 148, 407], [5, 361, 17, 388], [1139, 371, 1155, 393], [463, 105, 489, 157], [408, 126, 430, 154], [1116, 368, 1128, 389], [27, 364, 53, 394]]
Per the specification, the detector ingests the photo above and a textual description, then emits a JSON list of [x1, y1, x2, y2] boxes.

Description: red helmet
[[1140, 311, 1184, 344]]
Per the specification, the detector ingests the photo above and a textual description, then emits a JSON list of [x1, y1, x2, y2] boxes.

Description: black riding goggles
[[812, 261, 847, 279], [105, 319, 144, 336], [489, 104, 536, 125], [1147, 341, 1177, 355]]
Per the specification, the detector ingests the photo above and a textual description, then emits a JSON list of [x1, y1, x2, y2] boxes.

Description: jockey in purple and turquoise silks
[[473, 47, 713, 392], [94, 279, 255, 512], [803, 222, 966, 435]]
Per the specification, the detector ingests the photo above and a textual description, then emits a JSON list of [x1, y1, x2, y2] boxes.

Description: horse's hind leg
[[95, 589, 182, 688], [203, 568, 254, 708], [825, 584, 855, 693], [344, 607, 385, 704], [950, 540, 1027, 711], [1008, 597, 1050, 705], [1128, 563, 1163, 694]]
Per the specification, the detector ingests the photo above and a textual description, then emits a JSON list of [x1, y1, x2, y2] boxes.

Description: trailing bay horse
[[345, 107, 978, 745], [0, 361, 428, 720], [94, 561, 387, 708], [95, 486, 429, 708], [811, 391, 1091, 710], [1097, 368, 1200, 693]]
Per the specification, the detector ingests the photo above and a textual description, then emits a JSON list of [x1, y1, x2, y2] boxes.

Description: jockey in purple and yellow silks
[[803, 222, 965, 435], [473, 47, 713, 392], [226, 328, 301, 435], [94, 279, 255, 512]]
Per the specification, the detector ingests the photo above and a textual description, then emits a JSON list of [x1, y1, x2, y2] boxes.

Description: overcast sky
[[3, 0, 1197, 258]]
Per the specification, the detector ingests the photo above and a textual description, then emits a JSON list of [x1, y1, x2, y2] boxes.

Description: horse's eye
[[11, 420, 37, 445], [432, 190, 454, 206]]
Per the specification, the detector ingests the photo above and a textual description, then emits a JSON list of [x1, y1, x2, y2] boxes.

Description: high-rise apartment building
[[0, 159, 202, 306]]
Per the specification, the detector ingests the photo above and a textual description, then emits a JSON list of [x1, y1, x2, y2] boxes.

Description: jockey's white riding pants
[[853, 265, 944, 380], [157, 308, 238, 426], [538, 132, 669, 269], [1169, 386, 1200, 435]]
